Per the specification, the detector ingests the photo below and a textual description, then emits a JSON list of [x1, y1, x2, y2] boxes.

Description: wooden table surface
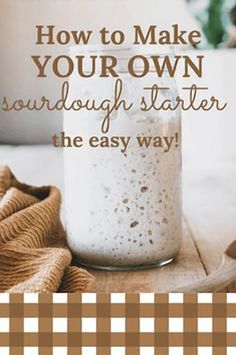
[[1, 145, 236, 292]]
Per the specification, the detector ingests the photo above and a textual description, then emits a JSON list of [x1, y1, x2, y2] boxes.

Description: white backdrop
[[0, 0, 199, 143]]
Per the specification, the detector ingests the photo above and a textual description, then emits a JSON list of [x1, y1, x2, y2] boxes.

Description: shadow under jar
[[64, 45, 182, 270]]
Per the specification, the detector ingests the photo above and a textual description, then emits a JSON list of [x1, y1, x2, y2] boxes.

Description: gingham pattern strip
[[0, 293, 236, 354]]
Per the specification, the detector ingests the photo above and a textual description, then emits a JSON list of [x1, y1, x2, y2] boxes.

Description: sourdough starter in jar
[[64, 46, 182, 269]]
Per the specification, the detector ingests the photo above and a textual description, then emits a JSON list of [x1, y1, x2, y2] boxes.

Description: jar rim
[[69, 44, 175, 58]]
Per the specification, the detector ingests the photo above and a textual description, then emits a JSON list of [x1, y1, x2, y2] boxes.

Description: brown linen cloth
[[0, 166, 94, 293]]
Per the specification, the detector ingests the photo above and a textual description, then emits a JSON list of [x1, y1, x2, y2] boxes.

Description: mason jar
[[64, 45, 182, 270]]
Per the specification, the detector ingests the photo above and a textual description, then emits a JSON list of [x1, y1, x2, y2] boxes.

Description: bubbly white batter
[[64, 104, 182, 267]]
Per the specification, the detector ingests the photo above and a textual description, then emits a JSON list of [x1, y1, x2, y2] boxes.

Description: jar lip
[[69, 44, 175, 57]]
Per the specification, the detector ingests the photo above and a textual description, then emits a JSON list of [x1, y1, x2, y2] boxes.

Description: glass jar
[[64, 46, 182, 270]]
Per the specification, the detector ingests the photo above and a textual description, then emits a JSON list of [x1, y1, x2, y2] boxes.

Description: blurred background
[[0, 0, 236, 171], [187, 0, 236, 48]]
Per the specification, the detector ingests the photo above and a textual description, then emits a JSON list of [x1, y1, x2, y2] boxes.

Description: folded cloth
[[0, 166, 94, 293]]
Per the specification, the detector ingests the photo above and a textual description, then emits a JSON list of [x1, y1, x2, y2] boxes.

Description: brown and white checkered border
[[0, 293, 236, 355]]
